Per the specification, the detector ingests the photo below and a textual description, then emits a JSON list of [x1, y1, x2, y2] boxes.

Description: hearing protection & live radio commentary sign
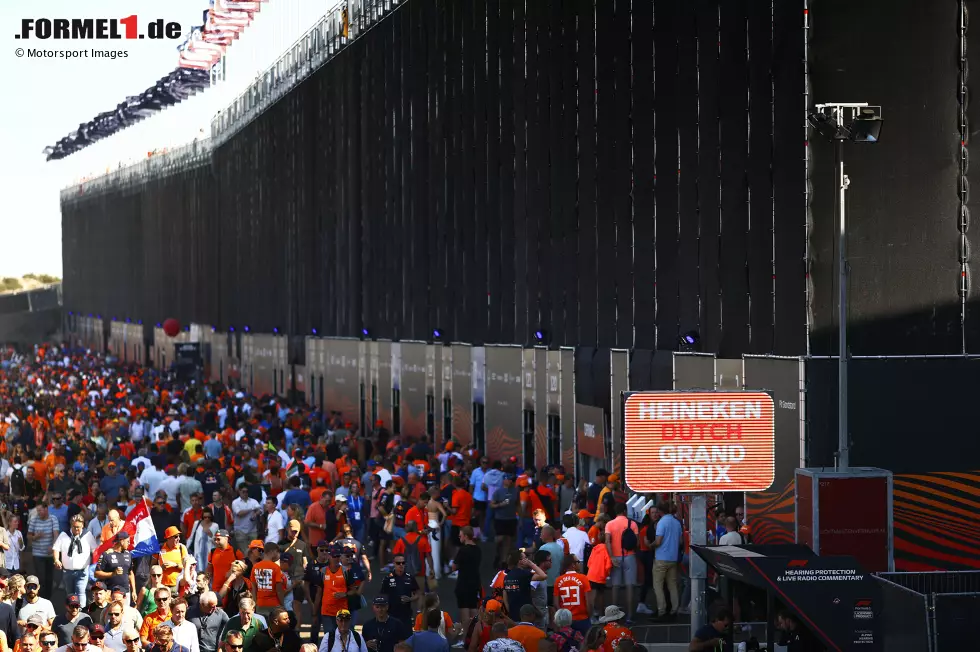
[[624, 391, 775, 492]]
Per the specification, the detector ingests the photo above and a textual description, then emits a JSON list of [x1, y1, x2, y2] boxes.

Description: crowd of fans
[[0, 343, 804, 652]]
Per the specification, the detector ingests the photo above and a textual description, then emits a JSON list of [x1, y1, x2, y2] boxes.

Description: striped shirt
[[29, 515, 60, 558]]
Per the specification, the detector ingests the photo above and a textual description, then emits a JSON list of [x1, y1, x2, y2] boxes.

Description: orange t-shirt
[[588, 525, 603, 546], [414, 611, 454, 633], [605, 516, 638, 557], [405, 505, 426, 533], [451, 490, 474, 527], [250, 560, 284, 607], [392, 533, 431, 577], [310, 486, 328, 504], [320, 565, 348, 616], [306, 502, 328, 546], [554, 572, 592, 622], [208, 546, 243, 590], [601, 624, 635, 652], [509, 624, 546, 652]]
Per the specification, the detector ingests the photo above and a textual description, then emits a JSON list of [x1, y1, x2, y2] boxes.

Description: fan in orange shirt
[[599, 606, 635, 652], [554, 556, 593, 628], [249, 542, 286, 610]]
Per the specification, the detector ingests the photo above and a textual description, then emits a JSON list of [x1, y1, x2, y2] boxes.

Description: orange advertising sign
[[624, 391, 775, 493]]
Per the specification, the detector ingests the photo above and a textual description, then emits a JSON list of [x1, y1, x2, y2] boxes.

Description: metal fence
[[875, 571, 980, 651]]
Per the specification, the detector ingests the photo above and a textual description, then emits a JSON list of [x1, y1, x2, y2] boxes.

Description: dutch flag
[[91, 499, 160, 563]]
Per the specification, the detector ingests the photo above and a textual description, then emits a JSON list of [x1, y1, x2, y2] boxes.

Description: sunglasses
[[393, 561, 406, 565], [337, 616, 352, 621], [26, 584, 38, 590], [125, 640, 141, 645], [151, 573, 163, 577], [42, 642, 58, 647], [92, 636, 104, 641], [110, 612, 122, 617], [229, 646, 244, 650]]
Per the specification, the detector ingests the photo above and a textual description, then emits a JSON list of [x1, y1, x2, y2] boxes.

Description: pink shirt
[[604, 515, 638, 557]]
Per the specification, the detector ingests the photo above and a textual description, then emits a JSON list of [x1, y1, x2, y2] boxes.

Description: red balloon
[[163, 318, 181, 338]]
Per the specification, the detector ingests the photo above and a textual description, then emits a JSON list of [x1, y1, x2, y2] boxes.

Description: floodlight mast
[[808, 102, 880, 471]]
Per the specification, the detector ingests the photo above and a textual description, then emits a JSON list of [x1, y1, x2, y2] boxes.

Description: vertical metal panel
[[719, 0, 751, 356], [654, 0, 681, 345], [610, 349, 630, 477], [451, 343, 473, 447], [559, 347, 576, 478], [534, 346, 548, 467], [400, 341, 428, 439], [376, 340, 393, 429], [577, 1, 598, 347], [672, 351, 717, 390]]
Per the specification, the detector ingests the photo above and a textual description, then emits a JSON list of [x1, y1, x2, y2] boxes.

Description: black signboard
[[694, 545, 882, 651], [174, 342, 202, 382]]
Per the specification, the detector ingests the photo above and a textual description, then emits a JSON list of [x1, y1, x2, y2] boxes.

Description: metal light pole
[[809, 103, 882, 471], [835, 136, 850, 469]]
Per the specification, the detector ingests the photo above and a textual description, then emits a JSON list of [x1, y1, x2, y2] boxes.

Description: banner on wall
[[485, 346, 524, 462], [559, 348, 575, 477], [377, 340, 393, 430], [324, 339, 361, 427], [576, 404, 607, 461], [400, 342, 427, 439], [742, 356, 804, 492], [451, 344, 473, 447], [534, 347, 547, 467]]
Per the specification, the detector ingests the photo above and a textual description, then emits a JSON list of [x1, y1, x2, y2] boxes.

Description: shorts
[[494, 519, 517, 537], [455, 586, 481, 609], [450, 525, 462, 544], [609, 554, 638, 587], [473, 500, 487, 511], [293, 584, 308, 603], [283, 591, 294, 611], [546, 589, 554, 607]]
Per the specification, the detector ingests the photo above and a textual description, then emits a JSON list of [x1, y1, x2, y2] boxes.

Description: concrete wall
[[0, 308, 63, 348]]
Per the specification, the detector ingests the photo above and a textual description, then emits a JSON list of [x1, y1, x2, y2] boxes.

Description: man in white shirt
[[17, 575, 56, 628], [139, 464, 168, 498], [718, 517, 745, 546], [561, 512, 591, 561], [231, 486, 261, 553], [263, 498, 284, 545], [53, 515, 99, 606], [163, 598, 200, 652], [158, 467, 182, 509]]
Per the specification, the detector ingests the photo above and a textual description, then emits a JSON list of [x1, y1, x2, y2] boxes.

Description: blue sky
[[0, 0, 331, 277]]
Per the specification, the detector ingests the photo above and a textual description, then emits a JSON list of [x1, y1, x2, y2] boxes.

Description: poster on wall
[[534, 347, 547, 467], [441, 346, 452, 443], [485, 345, 524, 463], [400, 342, 427, 439], [559, 348, 575, 476], [451, 344, 473, 447], [377, 340, 393, 431], [744, 356, 804, 544], [250, 334, 277, 397], [324, 339, 361, 429], [673, 353, 716, 390], [576, 404, 607, 477], [611, 349, 629, 476]]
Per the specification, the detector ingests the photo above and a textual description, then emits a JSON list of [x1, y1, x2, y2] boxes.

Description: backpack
[[620, 519, 639, 553], [534, 485, 554, 516], [582, 542, 594, 568], [326, 628, 362, 652], [9, 467, 24, 496], [403, 536, 421, 577]]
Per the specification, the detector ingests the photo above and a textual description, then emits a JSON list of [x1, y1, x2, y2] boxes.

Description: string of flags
[[43, 0, 271, 162]]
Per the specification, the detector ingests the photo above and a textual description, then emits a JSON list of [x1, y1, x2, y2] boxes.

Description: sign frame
[[623, 389, 776, 494]]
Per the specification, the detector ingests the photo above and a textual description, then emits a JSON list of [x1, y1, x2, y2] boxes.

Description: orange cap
[[485, 599, 503, 613]]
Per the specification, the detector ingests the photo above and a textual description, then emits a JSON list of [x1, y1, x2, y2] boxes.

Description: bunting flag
[[341, 5, 349, 39]]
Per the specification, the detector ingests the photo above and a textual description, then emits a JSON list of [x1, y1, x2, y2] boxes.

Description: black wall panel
[[809, 0, 961, 355], [61, 0, 807, 359]]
